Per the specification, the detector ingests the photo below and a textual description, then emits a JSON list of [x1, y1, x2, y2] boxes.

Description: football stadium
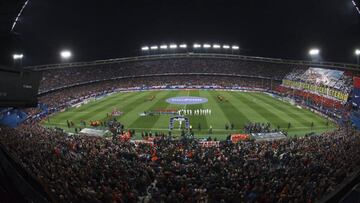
[[39, 57, 339, 139], [1, 1, 360, 202]]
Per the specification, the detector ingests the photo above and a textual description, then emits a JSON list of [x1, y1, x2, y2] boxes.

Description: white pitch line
[[183, 90, 190, 110]]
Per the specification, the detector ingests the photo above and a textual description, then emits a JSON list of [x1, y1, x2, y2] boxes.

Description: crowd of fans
[[283, 68, 354, 94], [35, 57, 299, 92], [283, 69, 307, 81], [0, 124, 359, 202], [333, 74, 353, 94]]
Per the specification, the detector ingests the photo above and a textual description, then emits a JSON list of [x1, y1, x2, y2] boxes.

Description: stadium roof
[[25, 53, 360, 71]]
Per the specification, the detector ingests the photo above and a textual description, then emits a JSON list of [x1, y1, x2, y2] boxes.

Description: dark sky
[[10, 0, 360, 65]]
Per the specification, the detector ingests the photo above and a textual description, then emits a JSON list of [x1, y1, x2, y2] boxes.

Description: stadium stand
[[29, 56, 303, 93], [0, 125, 359, 202], [275, 86, 345, 117]]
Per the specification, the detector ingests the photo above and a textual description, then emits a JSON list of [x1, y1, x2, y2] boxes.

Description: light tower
[[308, 48, 321, 62], [60, 50, 72, 60], [308, 49, 320, 56], [12, 53, 24, 67]]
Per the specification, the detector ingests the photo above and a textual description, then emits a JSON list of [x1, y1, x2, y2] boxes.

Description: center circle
[[166, 96, 208, 105]]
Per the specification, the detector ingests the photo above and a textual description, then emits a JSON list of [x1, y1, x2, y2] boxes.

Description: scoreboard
[[0, 68, 42, 107]]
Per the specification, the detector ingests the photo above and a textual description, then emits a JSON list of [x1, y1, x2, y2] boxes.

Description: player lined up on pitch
[[178, 109, 212, 116]]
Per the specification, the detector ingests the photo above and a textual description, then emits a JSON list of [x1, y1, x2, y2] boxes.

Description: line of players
[[178, 109, 212, 116]]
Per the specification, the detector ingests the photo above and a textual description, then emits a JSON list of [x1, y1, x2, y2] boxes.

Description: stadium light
[[13, 53, 24, 60], [179, 44, 187, 48], [309, 49, 320, 56], [232, 45, 239, 50], [213, 44, 221, 49], [169, 44, 178, 49], [141, 46, 149, 51], [193, 43, 201, 48], [203, 44, 211, 49], [355, 49, 360, 56], [150, 46, 158, 50], [160, 45, 168, 49], [60, 50, 72, 59], [223, 45, 230, 49]]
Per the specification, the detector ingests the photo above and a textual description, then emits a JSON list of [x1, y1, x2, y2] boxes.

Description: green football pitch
[[42, 90, 336, 140]]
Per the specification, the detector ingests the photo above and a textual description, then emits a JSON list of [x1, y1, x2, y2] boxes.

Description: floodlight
[[193, 43, 201, 48], [232, 45, 239, 50], [160, 45, 168, 49], [203, 44, 211, 49], [309, 49, 320, 56], [179, 44, 187, 48], [169, 44, 178, 49], [150, 46, 158, 50], [141, 46, 149, 51], [223, 45, 230, 49], [60, 50, 72, 59], [213, 44, 221, 49], [355, 49, 360, 56], [13, 54, 24, 60]]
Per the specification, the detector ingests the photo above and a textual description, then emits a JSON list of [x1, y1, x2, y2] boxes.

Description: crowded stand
[[282, 67, 353, 101], [34, 57, 300, 92], [275, 67, 359, 121], [275, 86, 345, 115], [0, 124, 359, 202]]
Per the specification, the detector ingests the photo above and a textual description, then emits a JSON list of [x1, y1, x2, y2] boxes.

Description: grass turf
[[42, 90, 336, 140]]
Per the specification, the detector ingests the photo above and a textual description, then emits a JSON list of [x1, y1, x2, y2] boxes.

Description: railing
[[24, 53, 360, 71]]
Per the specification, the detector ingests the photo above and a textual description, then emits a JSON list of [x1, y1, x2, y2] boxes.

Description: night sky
[[8, 0, 360, 65]]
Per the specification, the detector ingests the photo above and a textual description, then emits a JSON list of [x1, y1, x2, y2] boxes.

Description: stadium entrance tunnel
[[166, 96, 208, 105]]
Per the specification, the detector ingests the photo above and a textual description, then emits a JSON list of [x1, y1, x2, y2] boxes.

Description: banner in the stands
[[282, 80, 348, 102], [199, 141, 220, 148], [231, 134, 250, 143]]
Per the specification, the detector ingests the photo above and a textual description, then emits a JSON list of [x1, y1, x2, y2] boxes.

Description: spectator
[[0, 125, 359, 202]]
